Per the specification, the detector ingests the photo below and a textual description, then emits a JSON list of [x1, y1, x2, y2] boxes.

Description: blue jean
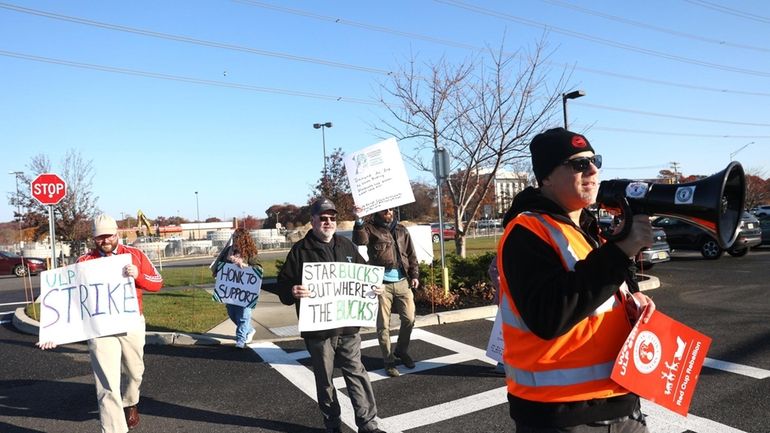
[[226, 304, 254, 344]]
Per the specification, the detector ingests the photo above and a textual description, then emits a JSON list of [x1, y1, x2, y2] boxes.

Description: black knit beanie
[[530, 127, 594, 183]]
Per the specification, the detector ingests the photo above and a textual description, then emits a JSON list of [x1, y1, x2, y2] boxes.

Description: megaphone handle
[[601, 195, 634, 243]]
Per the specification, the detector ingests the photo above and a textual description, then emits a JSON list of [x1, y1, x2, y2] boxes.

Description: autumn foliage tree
[[312, 148, 354, 220]]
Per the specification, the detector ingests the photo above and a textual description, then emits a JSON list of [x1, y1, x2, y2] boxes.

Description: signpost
[[31, 173, 67, 269]]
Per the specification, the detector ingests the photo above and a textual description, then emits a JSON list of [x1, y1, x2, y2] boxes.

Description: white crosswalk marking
[[252, 328, 756, 433]]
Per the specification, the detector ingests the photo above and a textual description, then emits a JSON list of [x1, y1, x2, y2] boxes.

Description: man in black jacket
[[353, 208, 419, 377], [277, 197, 386, 433]]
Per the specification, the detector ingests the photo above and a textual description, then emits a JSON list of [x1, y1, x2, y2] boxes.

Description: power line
[[581, 125, 770, 139], [4, 1, 769, 99], [4, 47, 770, 134], [231, 0, 770, 97], [0, 49, 380, 106], [0, 2, 393, 76], [541, 0, 770, 53], [683, 0, 770, 24], [434, 0, 770, 77], [577, 102, 770, 127]]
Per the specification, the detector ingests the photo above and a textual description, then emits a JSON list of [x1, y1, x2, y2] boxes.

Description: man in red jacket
[[40, 213, 162, 432]]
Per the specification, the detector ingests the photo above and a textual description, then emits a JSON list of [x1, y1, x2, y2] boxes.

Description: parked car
[[0, 251, 47, 277], [430, 222, 456, 243], [598, 217, 671, 270], [475, 219, 502, 230], [750, 205, 770, 217], [758, 214, 770, 246], [652, 212, 762, 259]]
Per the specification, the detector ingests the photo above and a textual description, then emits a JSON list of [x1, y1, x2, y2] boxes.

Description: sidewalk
[[12, 275, 659, 346]]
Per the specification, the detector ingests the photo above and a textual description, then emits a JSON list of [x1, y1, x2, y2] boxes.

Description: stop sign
[[31, 173, 67, 205]]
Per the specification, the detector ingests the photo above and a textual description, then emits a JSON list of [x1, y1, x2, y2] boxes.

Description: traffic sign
[[31, 173, 67, 205]]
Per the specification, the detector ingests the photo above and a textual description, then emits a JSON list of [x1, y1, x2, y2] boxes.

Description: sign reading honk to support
[[298, 262, 384, 332]]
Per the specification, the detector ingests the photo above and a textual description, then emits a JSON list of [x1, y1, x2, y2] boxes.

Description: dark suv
[[598, 218, 670, 270], [652, 212, 762, 259]]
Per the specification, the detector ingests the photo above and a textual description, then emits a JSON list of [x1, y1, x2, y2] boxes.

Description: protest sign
[[212, 263, 262, 308], [38, 254, 142, 345], [298, 262, 384, 332], [344, 137, 415, 216], [485, 308, 503, 363], [612, 310, 712, 416]]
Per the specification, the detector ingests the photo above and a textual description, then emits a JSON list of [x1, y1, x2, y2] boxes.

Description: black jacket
[[277, 230, 367, 339], [500, 186, 641, 427], [352, 218, 419, 281]]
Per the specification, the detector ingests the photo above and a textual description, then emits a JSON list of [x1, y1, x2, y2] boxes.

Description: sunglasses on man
[[318, 215, 336, 222], [562, 155, 602, 173]]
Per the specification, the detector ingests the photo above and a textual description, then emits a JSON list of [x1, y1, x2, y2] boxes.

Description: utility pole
[[669, 162, 681, 184]]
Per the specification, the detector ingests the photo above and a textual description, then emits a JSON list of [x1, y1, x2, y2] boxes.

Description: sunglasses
[[318, 216, 337, 222], [563, 155, 602, 172]]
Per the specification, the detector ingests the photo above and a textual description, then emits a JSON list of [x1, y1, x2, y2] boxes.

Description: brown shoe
[[124, 405, 140, 430], [385, 364, 400, 377]]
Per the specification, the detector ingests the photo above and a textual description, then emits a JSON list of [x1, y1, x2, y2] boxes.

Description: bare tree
[[377, 37, 570, 257], [8, 150, 99, 257]]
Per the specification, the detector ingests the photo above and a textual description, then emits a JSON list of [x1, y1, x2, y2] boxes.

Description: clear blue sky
[[2, 0, 769, 223]]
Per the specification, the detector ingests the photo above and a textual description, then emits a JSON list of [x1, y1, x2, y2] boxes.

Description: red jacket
[[77, 244, 163, 313]]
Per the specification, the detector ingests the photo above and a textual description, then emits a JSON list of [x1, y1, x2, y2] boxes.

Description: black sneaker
[[395, 350, 415, 369]]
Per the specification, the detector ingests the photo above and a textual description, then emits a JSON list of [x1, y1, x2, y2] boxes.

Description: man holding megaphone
[[496, 127, 654, 432]]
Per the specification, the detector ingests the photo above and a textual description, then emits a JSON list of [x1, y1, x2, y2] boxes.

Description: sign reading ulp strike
[[298, 262, 384, 332], [611, 311, 712, 416], [38, 255, 142, 346], [212, 263, 262, 308]]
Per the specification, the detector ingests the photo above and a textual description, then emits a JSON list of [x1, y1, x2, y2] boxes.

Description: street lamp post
[[9, 171, 23, 251], [562, 90, 586, 129], [730, 142, 754, 161], [313, 122, 333, 183], [195, 191, 200, 240]]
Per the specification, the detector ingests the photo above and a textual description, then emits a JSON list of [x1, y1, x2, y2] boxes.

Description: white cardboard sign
[[212, 263, 262, 308], [38, 254, 142, 345], [344, 137, 415, 216], [298, 262, 384, 332]]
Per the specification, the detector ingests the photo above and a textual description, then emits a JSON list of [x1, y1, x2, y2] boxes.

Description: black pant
[[515, 418, 648, 433]]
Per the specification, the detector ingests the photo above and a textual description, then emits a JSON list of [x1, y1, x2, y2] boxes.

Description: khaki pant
[[377, 279, 415, 365], [87, 318, 146, 433]]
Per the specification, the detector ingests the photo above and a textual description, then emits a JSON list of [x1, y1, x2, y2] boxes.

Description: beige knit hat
[[93, 214, 118, 237]]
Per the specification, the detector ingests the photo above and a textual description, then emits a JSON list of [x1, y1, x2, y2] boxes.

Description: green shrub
[[415, 251, 496, 311]]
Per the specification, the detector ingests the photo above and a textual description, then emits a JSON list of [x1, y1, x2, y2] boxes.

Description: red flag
[[611, 310, 711, 416]]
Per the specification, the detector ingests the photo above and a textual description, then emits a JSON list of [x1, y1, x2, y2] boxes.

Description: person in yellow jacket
[[497, 127, 655, 432]]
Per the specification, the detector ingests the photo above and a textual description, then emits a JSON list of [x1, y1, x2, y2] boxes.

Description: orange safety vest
[[497, 212, 631, 403]]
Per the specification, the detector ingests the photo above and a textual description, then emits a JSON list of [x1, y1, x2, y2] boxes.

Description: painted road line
[[704, 357, 770, 379], [334, 352, 475, 388], [384, 386, 507, 431], [643, 400, 749, 433], [252, 341, 399, 433]]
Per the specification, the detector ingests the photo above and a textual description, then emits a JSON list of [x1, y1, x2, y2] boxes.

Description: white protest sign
[[344, 137, 415, 216], [39, 254, 142, 345], [212, 263, 262, 308], [298, 262, 384, 332], [485, 308, 504, 363]]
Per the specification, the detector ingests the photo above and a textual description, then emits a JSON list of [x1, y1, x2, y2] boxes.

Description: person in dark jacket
[[353, 207, 419, 377], [277, 197, 386, 433], [498, 128, 655, 432]]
